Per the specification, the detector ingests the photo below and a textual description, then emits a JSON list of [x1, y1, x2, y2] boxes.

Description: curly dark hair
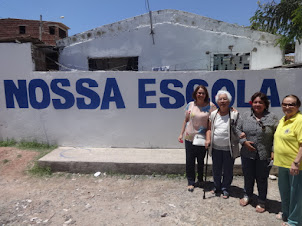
[[251, 92, 270, 110], [192, 85, 209, 103]]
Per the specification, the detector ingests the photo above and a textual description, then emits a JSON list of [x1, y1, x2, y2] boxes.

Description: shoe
[[276, 212, 282, 220], [188, 185, 194, 192], [269, 174, 277, 180], [255, 204, 265, 213], [210, 187, 218, 194], [222, 190, 229, 199], [210, 188, 221, 196], [239, 196, 249, 206], [276, 212, 288, 222]]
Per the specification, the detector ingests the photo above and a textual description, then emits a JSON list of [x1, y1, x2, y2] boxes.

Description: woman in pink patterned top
[[178, 85, 216, 192]]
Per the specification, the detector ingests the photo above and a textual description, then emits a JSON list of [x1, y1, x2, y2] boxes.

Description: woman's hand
[[205, 139, 210, 149], [243, 141, 256, 151], [178, 135, 184, 143], [239, 132, 246, 139], [290, 162, 300, 175]]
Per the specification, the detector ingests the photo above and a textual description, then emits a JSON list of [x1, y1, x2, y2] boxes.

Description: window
[[59, 28, 66, 38], [243, 64, 250, 69], [88, 57, 139, 71], [19, 26, 26, 34], [49, 26, 55, 35], [213, 53, 250, 71]]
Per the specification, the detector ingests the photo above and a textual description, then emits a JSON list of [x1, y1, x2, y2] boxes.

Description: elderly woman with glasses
[[208, 90, 240, 199], [237, 92, 279, 213], [274, 95, 302, 226]]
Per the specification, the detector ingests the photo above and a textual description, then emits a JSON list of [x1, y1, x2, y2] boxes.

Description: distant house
[[57, 9, 283, 72], [0, 18, 69, 71]]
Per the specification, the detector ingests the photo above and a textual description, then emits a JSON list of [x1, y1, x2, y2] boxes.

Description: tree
[[250, 0, 302, 51]]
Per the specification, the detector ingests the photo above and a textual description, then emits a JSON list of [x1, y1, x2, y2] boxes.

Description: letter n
[[4, 80, 28, 108]]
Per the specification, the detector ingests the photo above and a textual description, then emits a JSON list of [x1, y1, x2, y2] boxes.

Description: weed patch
[[0, 139, 17, 147]]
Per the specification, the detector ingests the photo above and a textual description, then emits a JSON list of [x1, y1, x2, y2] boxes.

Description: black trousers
[[185, 140, 206, 186], [241, 156, 270, 204]]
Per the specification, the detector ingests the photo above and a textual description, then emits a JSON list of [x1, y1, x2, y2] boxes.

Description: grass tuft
[[16, 140, 57, 150], [28, 163, 52, 176], [0, 140, 57, 177], [2, 159, 10, 164], [0, 139, 17, 147]]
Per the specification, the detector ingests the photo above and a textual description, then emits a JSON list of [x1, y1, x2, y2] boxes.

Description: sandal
[[255, 204, 265, 213], [239, 196, 249, 206], [282, 222, 291, 226], [222, 190, 229, 199], [276, 212, 282, 220], [188, 185, 194, 192]]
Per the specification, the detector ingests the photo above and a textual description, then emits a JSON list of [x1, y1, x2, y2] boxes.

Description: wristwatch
[[293, 161, 300, 167]]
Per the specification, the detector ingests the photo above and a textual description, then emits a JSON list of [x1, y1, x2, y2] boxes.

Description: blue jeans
[[241, 156, 270, 204], [278, 167, 302, 226], [185, 140, 206, 186], [212, 148, 234, 192]]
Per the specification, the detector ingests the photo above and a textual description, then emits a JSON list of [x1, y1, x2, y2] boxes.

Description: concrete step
[[38, 147, 278, 175]]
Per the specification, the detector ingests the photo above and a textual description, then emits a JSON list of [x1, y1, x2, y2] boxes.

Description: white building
[[57, 9, 283, 72]]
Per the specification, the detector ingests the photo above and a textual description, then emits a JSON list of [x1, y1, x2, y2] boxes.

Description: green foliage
[[250, 0, 302, 49], [0, 139, 17, 147], [16, 140, 57, 150], [28, 163, 52, 176], [2, 159, 10, 164]]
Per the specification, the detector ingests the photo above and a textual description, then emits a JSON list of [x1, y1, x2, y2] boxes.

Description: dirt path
[[0, 147, 282, 226]]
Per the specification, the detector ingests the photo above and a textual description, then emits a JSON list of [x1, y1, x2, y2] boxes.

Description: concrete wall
[[0, 43, 33, 76], [295, 40, 302, 63], [57, 10, 283, 71], [1, 68, 302, 148]]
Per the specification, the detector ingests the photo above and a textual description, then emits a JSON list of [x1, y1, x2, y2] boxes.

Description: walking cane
[[203, 147, 209, 199]]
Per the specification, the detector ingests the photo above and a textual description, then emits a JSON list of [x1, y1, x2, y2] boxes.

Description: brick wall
[[0, 19, 69, 46]]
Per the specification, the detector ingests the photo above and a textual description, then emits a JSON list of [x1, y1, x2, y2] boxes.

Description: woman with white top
[[208, 90, 240, 198]]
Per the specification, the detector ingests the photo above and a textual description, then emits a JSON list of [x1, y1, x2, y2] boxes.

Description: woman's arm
[[178, 117, 189, 143], [205, 119, 211, 149], [290, 144, 302, 175], [236, 113, 255, 151]]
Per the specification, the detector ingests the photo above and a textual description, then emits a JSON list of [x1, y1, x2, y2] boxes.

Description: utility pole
[[146, 0, 155, 45], [39, 14, 42, 41]]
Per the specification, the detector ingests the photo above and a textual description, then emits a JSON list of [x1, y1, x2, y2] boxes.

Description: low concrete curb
[[38, 147, 278, 175]]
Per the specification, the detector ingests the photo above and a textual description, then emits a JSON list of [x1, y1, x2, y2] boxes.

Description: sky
[[0, 0, 275, 36]]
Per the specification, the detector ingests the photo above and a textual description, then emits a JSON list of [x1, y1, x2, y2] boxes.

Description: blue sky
[[0, 0, 275, 36]]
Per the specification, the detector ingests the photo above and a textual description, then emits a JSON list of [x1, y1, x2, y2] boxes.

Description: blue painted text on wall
[[4, 78, 280, 109]]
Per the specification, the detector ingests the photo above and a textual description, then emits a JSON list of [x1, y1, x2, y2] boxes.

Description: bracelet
[[293, 161, 300, 167]]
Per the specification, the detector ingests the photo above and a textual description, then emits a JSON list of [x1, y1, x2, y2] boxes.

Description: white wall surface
[[1, 69, 302, 148], [0, 43, 33, 76], [58, 10, 283, 71], [295, 40, 302, 63]]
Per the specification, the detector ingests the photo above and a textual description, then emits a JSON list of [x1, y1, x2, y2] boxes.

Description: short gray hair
[[215, 90, 232, 102]]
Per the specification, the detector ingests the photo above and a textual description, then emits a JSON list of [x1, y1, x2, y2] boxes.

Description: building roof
[[57, 9, 278, 47], [0, 18, 70, 30]]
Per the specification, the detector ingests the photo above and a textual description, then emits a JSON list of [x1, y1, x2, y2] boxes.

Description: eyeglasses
[[218, 97, 229, 101], [281, 103, 296, 107]]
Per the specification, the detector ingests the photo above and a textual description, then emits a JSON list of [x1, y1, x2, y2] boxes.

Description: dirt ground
[[0, 147, 283, 226]]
